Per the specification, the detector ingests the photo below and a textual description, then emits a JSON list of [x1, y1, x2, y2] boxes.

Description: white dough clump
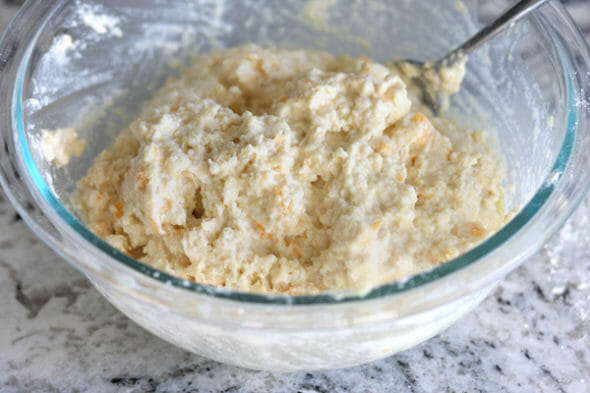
[[76, 44, 509, 294], [41, 127, 86, 167]]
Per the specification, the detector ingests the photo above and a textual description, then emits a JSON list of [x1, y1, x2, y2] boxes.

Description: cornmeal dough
[[75, 44, 509, 294]]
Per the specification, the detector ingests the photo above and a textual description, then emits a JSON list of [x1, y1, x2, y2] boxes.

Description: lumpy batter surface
[[76, 44, 509, 294]]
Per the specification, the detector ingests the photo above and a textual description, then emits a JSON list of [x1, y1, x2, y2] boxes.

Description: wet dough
[[76, 44, 509, 294]]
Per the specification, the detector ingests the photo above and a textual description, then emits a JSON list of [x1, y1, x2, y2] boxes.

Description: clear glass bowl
[[1, 0, 589, 371]]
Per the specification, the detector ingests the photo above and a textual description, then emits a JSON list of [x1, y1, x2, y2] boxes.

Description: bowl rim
[[2, 0, 589, 306]]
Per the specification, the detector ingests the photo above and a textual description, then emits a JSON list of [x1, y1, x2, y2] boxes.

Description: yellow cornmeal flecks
[[75, 44, 510, 295]]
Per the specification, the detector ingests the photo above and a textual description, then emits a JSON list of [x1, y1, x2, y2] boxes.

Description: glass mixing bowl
[[1, 0, 589, 371]]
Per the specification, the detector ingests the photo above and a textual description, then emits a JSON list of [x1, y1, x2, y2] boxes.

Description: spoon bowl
[[395, 0, 549, 113]]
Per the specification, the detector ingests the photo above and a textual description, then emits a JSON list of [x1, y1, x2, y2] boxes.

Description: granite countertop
[[1, 1, 589, 392]]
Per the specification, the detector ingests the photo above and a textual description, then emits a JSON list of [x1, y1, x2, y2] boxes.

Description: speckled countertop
[[2, 2, 590, 392]]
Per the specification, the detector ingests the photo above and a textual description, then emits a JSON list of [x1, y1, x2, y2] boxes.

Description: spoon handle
[[446, 0, 550, 60]]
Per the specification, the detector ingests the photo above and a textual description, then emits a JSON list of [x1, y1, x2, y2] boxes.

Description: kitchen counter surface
[[1, 1, 589, 392]]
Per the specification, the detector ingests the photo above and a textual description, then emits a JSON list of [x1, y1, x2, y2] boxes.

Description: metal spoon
[[395, 0, 550, 113]]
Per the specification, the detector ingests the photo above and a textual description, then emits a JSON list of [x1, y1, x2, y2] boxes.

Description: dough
[[75, 44, 509, 294], [41, 127, 86, 167]]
